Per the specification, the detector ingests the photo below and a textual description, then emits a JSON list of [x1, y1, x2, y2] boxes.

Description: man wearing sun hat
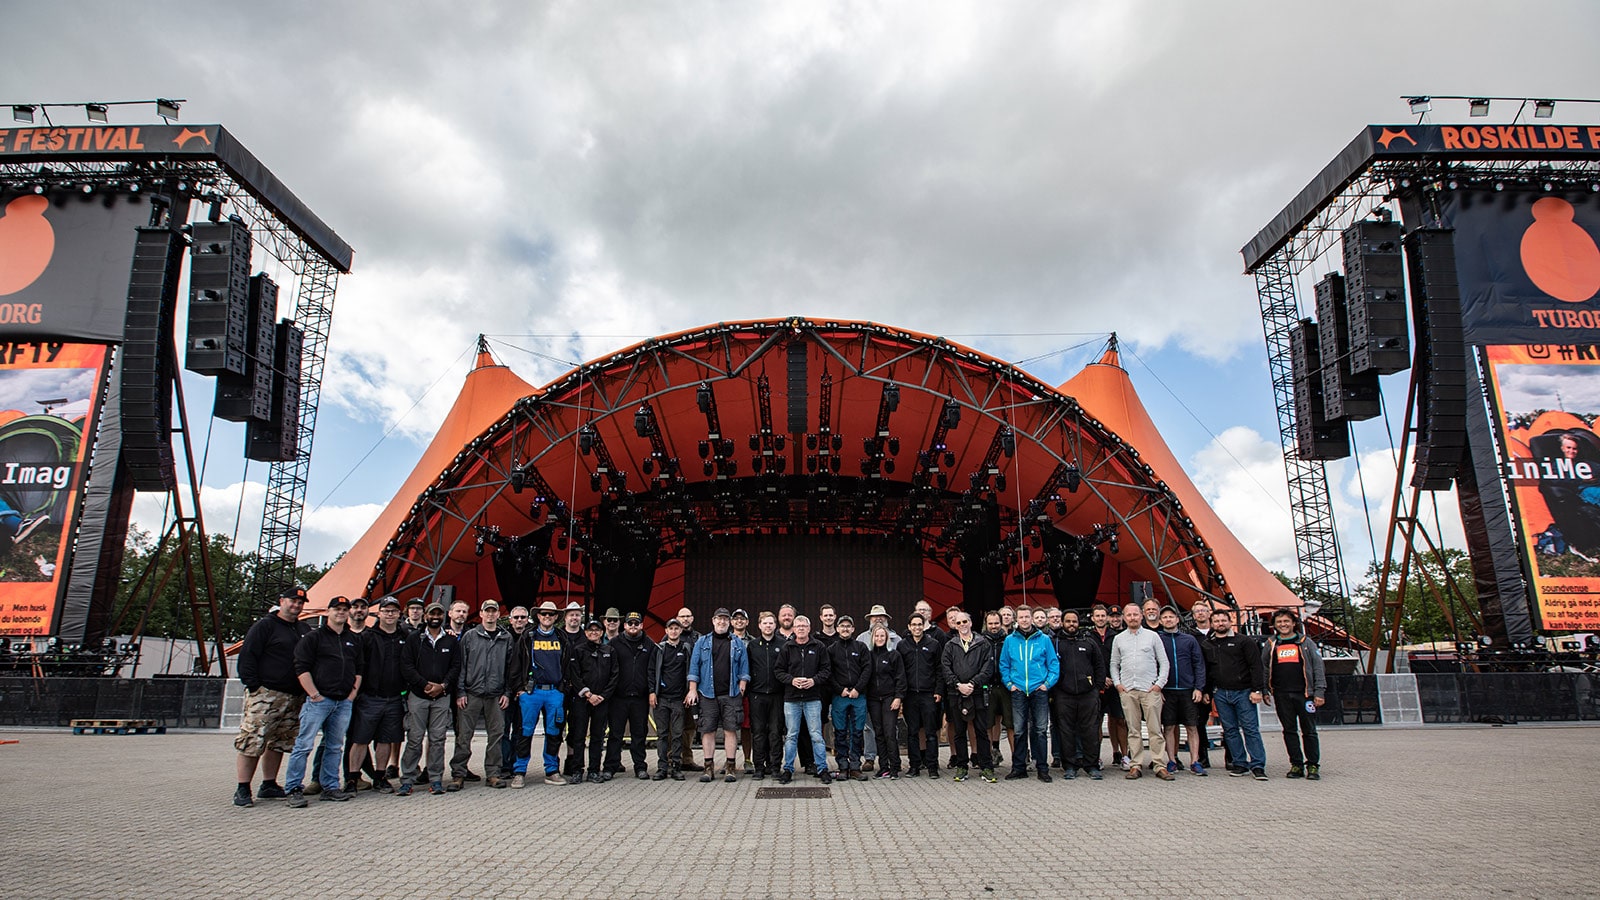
[[513, 600, 572, 787]]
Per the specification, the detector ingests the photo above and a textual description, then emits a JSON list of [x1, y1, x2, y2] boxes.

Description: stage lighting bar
[[576, 421, 627, 495], [749, 373, 788, 476], [12, 104, 34, 123], [805, 372, 843, 475], [85, 103, 109, 123], [1468, 98, 1490, 117], [1534, 99, 1555, 118], [2, 97, 189, 125], [156, 98, 181, 120], [1398, 93, 1600, 121], [1407, 96, 1430, 115]]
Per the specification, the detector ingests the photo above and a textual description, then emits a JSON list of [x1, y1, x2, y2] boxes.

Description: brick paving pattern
[[0, 725, 1596, 898]]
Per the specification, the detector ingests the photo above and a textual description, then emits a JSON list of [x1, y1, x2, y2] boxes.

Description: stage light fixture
[[887, 437, 899, 455], [941, 400, 961, 429], [578, 424, 595, 455], [1533, 99, 1555, 118], [85, 103, 109, 123], [589, 472, 602, 492], [1061, 464, 1082, 493], [883, 459, 895, 474], [1468, 98, 1490, 117], [1406, 96, 1430, 115], [696, 382, 712, 413], [703, 460, 715, 477], [634, 405, 654, 437], [1000, 427, 1016, 456], [698, 440, 711, 459], [995, 474, 1007, 492], [642, 457, 655, 475], [156, 98, 181, 120], [1055, 499, 1067, 515], [509, 465, 526, 493], [749, 434, 761, 452], [883, 383, 900, 412], [12, 104, 36, 123]]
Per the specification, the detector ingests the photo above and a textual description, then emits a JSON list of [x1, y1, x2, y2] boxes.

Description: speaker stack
[[1291, 318, 1350, 460], [1315, 272, 1381, 421], [184, 219, 252, 377], [246, 320, 303, 462], [1404, 227, 1468, 490], [1341, 219, 1411, 376], [120, 227, 184, 492], [213, 274, 278, 422]]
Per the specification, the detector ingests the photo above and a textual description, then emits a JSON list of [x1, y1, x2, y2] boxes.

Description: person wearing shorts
[[348, 597, 408, 793], [687, 607, 750, 783], [1157, 606, 1208, 776], [232, 587, 310, 807]]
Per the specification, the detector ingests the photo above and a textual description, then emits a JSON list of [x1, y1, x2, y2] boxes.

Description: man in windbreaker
[[999, 604, 1059, 782], [605, 611, 659, 779], [450, 600, 511, 790], [1157, 606, 1209, 777], [568, 618, 619, 784], [651, 617, 693, 781], [399, 600, 460, 796], [1051, 609, 1108, 780], [941, 609, 997, 782]]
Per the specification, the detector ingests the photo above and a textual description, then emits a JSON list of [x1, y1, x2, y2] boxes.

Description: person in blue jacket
[[687, 608, 751, 783], [1157, 606, 1209, 775], [999, 604, 1059, 782]]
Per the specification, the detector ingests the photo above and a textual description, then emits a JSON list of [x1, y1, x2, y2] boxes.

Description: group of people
[[231, 588, 1328, 809]]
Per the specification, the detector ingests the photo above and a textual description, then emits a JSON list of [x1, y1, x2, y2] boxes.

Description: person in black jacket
[[284, 596, 364, 807], [398, 600, 460, 795], [567, 619, 619, 784], [347, 597, 408, 793], [1207, 609, 1268, 780], [652, 617, 693, 780], [941, 609, 997, 783], [744, 610, 786, 780], [866, 624, 906, 779], [775, 615, 833, 784], [1050, 610, 1108, 780], [232, 587, 310, 807], [828, 616, 871, 781], [605, 612, 658, 778], [898, 613, 944, 778]]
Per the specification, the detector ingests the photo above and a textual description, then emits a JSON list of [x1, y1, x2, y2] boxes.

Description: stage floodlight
[[85, 103, 109, 123], [156, 98, 181, 121], [1061, 464, 1082, 493], [883, 383, 900, 412], [1468, 98, 1490, 117], [12, 104, 34, 123], [1406, 96, 1430, 115], [1533, 99, 1555, 118]]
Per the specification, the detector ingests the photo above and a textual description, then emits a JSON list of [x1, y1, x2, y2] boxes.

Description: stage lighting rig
[[1407, 96, 1431, 115], [1468, 98, 1490, 117], [1534, 99, 1555, 118], [156, 98, 181, 120], [805, 372, 844, 475], [85, 103, 109, 123]]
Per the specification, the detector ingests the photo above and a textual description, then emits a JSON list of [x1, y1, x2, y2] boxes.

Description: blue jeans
[[518, 689, 565, 775], [284, 697, 352, 791], [830, 694, 867, 772], [1010, 689, 1050, 774], [783, 700, 828, 773], [1214, 688, 1266, 770]]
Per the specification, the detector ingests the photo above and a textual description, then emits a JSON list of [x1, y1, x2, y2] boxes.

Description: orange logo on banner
[[0, 195, 56, 296], [173, 127, 212, 148], [1377, 128, 1416, 148], [1521, 197, 1600, 303]]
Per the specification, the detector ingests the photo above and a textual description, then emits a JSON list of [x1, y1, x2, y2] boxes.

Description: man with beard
[[999, 604, 1059, 782], [398, 600, 459, 796], [1050, 610, 1107, 780], [449, 600, 511, 790], [745, 610, 786, 780], [687, 608, 750, 783], [828, 616, 871, 781], [651, 617, 692, 781], [941, 609, 997, 783], [1086, 604, 1128, 771], [348, 597, 407, 793], [513, 601, 571, 787], [898, 612, 943, 778], [775, 616, 833, 784]]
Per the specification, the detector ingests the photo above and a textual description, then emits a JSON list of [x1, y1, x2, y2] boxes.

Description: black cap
[[377, 597, 401, 609], [326, 596, 352, 609], [280, 586, 309, 602], [584, 619, 603, 631], [624, 611, 643, 623], [405, 597, 424, 608], [713, 607, 731, 619]]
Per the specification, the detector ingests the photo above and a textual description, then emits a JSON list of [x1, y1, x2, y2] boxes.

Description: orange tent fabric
[[307, 345, 536, 611], [1061, 346, 1301, 612]]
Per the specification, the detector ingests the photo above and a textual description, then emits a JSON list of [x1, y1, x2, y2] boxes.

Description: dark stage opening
[[683, 532, 923, 626]]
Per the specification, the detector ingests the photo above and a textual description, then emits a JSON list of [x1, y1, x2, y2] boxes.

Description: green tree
[[1349, 547, 1478, 646]]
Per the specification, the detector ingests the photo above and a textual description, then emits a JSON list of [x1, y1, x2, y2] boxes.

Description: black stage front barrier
[[1415, 672, 1600, 725], [0, 677, 224, 728], [1317, 674, 1382, 726]]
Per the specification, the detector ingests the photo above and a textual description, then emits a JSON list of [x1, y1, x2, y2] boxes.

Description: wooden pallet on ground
[[70, 719, 168, 736]]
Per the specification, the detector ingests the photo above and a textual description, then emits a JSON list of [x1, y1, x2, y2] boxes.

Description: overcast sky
[[6, 1, 1597, 589]]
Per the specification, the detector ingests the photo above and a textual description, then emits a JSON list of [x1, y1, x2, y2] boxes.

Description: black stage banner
[[1434, 190, 1600, 346], [0, 124, 221, 158], [0, 190, 153, 342], [1367, 123, 1600, 157]]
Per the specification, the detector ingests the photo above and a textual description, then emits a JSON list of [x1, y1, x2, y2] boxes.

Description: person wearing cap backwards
[[231, 586, 310, 807], [449, 600, 512, 790], [513, 601, 571, 787], [651, 617, 692, 780], [346, 597, 408, 793], [688, 607, 751, 783], [567, 618, 619, 783], [398, 600, 460, 795], [775, 615, 833, 784], [828, 615, 872, 781], [605, 611, 659, 779], [284, 595, 364, 807]]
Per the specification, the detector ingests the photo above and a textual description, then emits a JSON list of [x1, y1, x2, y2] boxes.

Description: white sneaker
[[1118, 755, 1132, 771], [510, 774, 524, 789]]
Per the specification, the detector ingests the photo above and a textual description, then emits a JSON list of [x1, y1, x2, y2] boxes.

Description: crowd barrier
[[0, 676, 225, 728]]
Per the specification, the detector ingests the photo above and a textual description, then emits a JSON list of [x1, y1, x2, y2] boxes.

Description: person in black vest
[[284, 596, 363, 808], [568, 619, 619, 784], [652, 617, 692, 780], [232, 587, 310, 807], [866, 624, 906, 778], [898, 612, 944, 778], [1050, 610, 1108, 780], [347, 597, 408, 793], [744, 610, 787, 780], [605, 612, 658, 779], [398, 600, 460, 795]]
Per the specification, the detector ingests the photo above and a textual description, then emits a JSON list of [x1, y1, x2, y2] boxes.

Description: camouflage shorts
[[234, 687, 304, 756]]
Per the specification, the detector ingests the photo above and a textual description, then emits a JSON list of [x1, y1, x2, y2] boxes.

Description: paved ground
[[0, 725, 1595, 898]]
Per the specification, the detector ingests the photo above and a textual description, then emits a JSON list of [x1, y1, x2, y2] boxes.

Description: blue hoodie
[[999, 627, 1059, 694], [1158, 628, 1207, 692]]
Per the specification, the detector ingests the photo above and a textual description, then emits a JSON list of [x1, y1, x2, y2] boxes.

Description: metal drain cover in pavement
[[755, 786, 832, 799]]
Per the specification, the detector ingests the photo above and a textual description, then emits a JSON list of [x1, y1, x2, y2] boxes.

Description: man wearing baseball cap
[[347, 597, 408, 793], [687, 608, 750, 783], [449, 600, 512, 790], [284, 595, 363, 807], [398, 600, 459, 795], [231, 586, 309, 807], [569, 618, 618, 783], [604, 611, 658, 778]]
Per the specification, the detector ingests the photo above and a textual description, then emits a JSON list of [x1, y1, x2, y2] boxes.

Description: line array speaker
[[121, 227, 184, 492], [1405, 227, 1467, 490], [214, 274, 278, 422], [185, 219, 252, 376], [1342, 219, 1411, 376], [1291, 319, 1351, 460], [246, 320, 303, 462], [786, 342, 808, 434], [1314, 272, 1381, 421]]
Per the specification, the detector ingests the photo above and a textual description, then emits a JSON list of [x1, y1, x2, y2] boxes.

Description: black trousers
[[749, 692, 785, 774], [1274, 694, 1321, 767], [868, 697, 901, 772], [903, 691, 938, 771], [563, 693, 583, 775], [1051, 690, 1102, 770], [945, 694, 992, 769], [568, 698, 609, 775], [604, 695, 651, 773]]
